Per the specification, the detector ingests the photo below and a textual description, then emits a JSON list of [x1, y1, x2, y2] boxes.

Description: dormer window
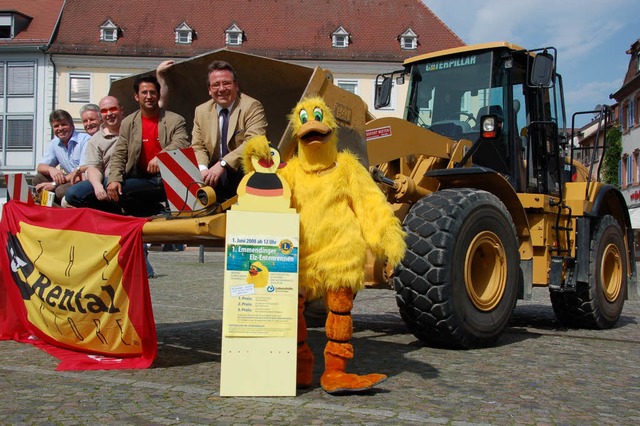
[[100, 19, 119, 42], [225, 23, 243, 46], [175, 22, 193, 44], [0, 15, 11, 38], [0, 12, 31, 39], [332, 26, 350, 48], [399, 28, 418, 50]]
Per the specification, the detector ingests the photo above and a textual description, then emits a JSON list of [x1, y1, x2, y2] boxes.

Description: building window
[[0, 61, 36, 152], [6, 117, 33, 150], [175, 22, 193, 44], [7, 63, 34, 95], [0, 12, 29, 40], [629, 98, 635, 128], [102, 28, 117, 41], [399, 28, 418, 50], [337, 80, 359, 95], [332, 26, 350, 48], [619, 105, 624, 128], [100, 19, 119, 42], [619, 158, 623, 186], [627, 155, 633, 187], [225, 23, 243, 46], [69, 74, 91, 103], [176, 31, 191, 44], [0, 15, 11, 39]]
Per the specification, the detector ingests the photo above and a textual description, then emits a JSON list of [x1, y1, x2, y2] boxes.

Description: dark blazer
[[191, 92, 267, 171], [108, 108, 190, 183]]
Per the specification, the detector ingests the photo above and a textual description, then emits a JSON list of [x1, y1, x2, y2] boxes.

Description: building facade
[[0, 0, 64, 172], [610, 38, 640, 228]]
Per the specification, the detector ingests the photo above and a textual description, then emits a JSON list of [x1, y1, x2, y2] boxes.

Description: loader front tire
[[395, 189, 519, 348]]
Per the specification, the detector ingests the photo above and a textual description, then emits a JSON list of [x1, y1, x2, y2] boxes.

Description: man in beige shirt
[[63, 95, 124, 213]]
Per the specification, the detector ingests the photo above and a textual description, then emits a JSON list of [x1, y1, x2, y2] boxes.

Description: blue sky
[[425, 0, 638, 127]]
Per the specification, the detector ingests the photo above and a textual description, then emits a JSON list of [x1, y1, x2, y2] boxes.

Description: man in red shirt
[[106, 75, 189, 216]]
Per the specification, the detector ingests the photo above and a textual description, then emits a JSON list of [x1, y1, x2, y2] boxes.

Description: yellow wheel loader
[[368, 42, 634, 347]]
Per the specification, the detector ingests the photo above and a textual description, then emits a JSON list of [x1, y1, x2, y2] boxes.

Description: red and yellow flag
[[0, 201, 155, 370]]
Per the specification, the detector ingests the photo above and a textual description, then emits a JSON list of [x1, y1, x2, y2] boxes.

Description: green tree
[[602, 125, 622, 186]]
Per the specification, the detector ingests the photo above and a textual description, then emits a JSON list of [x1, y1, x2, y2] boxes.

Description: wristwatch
[[220, 159, 228, 168]]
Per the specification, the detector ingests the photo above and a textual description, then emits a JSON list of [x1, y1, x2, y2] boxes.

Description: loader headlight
[[481, 115, 503, 139]]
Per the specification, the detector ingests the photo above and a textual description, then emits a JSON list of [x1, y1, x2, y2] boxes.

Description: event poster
[[223, 234, 298, 338]]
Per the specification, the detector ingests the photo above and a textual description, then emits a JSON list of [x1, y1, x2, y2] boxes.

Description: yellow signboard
[[220, 210, 299, 396]]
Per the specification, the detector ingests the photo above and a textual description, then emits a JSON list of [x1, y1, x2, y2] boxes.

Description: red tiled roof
[[0, 0, 64, 47], [622, 39, 640, 86], [49, 0, 464, 62], [610, 38, 640, 101]]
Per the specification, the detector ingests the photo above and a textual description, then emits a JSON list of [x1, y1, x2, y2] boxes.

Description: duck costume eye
[[299, 109, 308, 124], [313, 107, 323, 122]]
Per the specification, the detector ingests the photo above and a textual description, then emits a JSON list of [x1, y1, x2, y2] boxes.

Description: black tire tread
[[550, 215, 627, 329], [394, 188, 518, 348]]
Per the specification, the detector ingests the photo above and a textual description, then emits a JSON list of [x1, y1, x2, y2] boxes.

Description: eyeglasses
[[100, 106, 121, 114], [209, 81, 234, 90]]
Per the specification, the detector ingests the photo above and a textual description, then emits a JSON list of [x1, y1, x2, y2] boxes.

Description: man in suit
[[190, 60, 268, 202], [106, 75, 189, 216]]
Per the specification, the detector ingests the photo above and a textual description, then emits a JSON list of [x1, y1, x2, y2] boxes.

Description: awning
[[629, 208, 640, 229]]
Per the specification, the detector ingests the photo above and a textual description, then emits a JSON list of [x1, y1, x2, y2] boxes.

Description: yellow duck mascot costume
[[242, 97, 406, 394]]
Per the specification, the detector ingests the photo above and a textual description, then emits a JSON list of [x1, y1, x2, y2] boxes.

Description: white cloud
[[565, 78, 624, 110]]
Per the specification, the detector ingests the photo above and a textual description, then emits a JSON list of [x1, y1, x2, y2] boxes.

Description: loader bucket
[[109, 49, 371, 242]]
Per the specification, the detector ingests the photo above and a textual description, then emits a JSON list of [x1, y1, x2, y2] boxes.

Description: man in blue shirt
[[33, 109, 91, 204]]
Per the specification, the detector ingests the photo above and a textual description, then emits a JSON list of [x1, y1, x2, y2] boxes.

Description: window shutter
[[7, 118, 33, 149], [8, 64, 34, 95]]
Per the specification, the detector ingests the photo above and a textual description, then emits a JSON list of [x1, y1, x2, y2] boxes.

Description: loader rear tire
[[550, 215, 627, 328], [394, 189, 519, 348]]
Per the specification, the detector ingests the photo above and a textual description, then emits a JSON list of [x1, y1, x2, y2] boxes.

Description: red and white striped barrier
[[156, 147, 202, 212], [4, 173, 35, 205]]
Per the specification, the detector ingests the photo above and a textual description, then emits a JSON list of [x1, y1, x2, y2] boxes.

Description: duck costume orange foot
[[242, 97, 406, 394]]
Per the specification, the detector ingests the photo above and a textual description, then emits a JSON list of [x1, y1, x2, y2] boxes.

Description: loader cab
[[388, 43, 566, 195]]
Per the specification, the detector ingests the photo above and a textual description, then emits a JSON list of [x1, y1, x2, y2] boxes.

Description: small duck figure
[[233, 135, 294, 212]]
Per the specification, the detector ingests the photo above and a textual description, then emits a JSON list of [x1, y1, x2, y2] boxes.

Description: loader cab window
[[406, 51, 513, 174], [406, 53, 494, 136]]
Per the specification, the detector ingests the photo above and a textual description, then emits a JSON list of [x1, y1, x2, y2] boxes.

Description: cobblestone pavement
[[2, 248, 639, 425]]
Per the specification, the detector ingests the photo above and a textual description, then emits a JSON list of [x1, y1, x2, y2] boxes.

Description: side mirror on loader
[[530, 51, 554, 87], [375, 75, 393, 109]]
